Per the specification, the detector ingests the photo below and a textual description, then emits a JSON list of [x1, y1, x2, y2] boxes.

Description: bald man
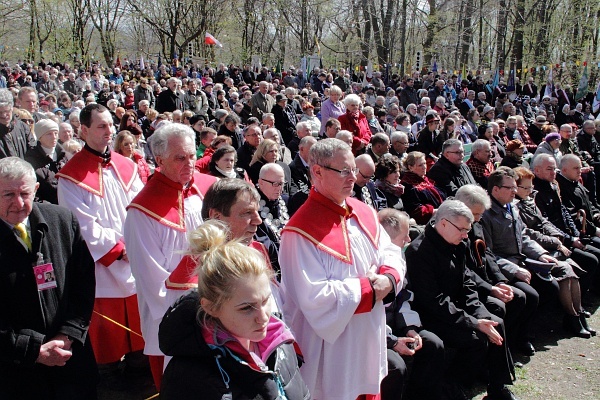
[[352, 154, 388, 210]]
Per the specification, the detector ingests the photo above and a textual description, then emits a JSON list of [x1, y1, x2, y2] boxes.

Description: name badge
[[33, 263, 57, 291]]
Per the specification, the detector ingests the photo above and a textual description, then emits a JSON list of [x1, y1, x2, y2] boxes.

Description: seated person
[[159, 220, 310, 399], [374, 154, 404, 210], [456, 184, 538, 355], [406, 200, 518, 400], [353, 154, 388, 211], [208, 145, 249, 181], [378, 209, 445, 400], [401, 151, 445, 225], [427, 139, 476, 196]]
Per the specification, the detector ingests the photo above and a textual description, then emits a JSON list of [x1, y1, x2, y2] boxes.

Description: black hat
[[275, 94, 286, 103]]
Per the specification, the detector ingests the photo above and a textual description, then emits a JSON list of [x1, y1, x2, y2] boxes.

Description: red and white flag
[[205, 32, 223, 48]]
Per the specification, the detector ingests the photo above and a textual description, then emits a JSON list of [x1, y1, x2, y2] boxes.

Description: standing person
[[319, 85, 346, 136], [124, 123, 216, 390], [280, 138, 403, 400], [338, 94, 371, 155], [0, 157, 97, 399], [25, 119, 68, 204], [250, 81, 276, 120], [159, 220, 310, 400], [156, 78, 184, 113], [56, 104, 145, 368], [407, 200, 518, 400]]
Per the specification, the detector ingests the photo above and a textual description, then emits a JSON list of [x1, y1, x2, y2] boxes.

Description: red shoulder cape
[[56, 148, 137, 197], [282, 188, 380, 264], [165, 240, 271, 290], [127, 171, 216, 232]]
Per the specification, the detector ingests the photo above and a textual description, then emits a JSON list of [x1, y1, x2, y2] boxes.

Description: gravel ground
[[99, 292, 600, 400]]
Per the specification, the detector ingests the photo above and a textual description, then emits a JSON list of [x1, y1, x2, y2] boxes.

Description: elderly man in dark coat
[[427, 138, 477, 196], [0, 157, 97, 399], [406, 200, 518, 400]]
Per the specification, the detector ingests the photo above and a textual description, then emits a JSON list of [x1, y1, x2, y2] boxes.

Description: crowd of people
[[1, 58, 600, 400]]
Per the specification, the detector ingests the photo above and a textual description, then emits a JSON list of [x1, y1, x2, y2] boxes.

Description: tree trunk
[[513, 0, 525, 80], [495, 0, 508, 71], [399, 0, 407, 76], [423, 0, 437, 66]]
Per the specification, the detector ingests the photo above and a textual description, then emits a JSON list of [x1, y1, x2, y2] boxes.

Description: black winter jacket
[[427, 156, 477, 197], [159, 291, 310, 400]]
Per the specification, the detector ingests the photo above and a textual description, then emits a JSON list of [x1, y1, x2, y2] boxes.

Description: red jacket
[[338, 111, 371, 155]]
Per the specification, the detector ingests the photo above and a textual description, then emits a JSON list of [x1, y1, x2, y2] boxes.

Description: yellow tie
[[15, 223, 32, 251]]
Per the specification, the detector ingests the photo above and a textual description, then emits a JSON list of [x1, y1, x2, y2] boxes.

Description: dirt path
[[472, 292, 600, 400]]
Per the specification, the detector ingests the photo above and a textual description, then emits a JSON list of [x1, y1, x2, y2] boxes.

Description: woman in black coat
[[159, 221, 310, 400], [25, 119, 68, 204]]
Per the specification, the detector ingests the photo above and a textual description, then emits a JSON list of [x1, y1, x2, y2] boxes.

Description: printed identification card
[[33, 263, 57, 291]]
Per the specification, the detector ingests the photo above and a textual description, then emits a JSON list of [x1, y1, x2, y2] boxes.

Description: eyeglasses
[[359, 171, 374, 180], [320, 165, 359, 178], [447, 150, 465, 155], [245, 133, 261, 138], [260, 178, 286, 187], [518, 185, 533, 191], [500, 185, 518, 192], [21, 118, 34, 124], [444, 218, 471, 234]]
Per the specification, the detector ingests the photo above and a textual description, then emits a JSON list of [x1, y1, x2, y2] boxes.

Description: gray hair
[[149, 122, 195, 158], [455, 184, 491, 209], [378, 208, 410, 238], [262, 113, 274, 122], [471, 139, 491, 153], [582, 120, 595, 129], [0, 157, 36, 184], [335, 130, 353, 142], [299, 135, 317, 149], [558, 153, 581, 170], [391, 131, 408, 143], [309, 138, 352, 168], [284, 87, 296, 96], [531, 153, 555, 171], [362, 106, 374, 118], [330, 85, 343, 96], [442, 138, 463, 154], [434, 199, 474, 225], [344, 94, 361, 106], [296, 120, 311, 132], [0, 88, 14, 107]]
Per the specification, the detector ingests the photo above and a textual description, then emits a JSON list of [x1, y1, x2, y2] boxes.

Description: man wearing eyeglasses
[[407, 199, 519, 400], [253, 163, 288, 267], [427, 138, 477, 196], [0, 89, 36, 160], [466, 138, 496, 188], [280, 138, 403, 400], [352, 154, 388, 211], [237, 124, 263, 172]]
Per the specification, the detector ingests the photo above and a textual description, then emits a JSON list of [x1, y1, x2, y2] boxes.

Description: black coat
[[427, 155, 477, 197], [533, 177, 580, 239], [155, 89, 184, 113], [0, 117, 36, 159], [25, 143, 68, 204], [288, 154, 310, 196], [0, 203, 96, 398], [406, 223, 492, 332], [159, 292, 310, 400], [556, 172, 600, 236]]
